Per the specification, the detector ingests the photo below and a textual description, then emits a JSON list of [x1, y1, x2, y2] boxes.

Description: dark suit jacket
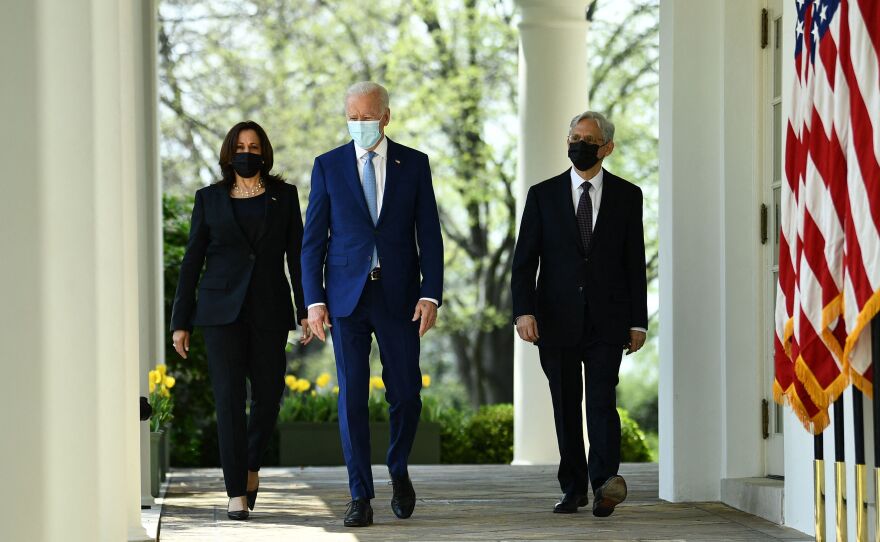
[[511, 168, 648, 348], [170, 181, 307, 331], [301, 138, 444, 319]]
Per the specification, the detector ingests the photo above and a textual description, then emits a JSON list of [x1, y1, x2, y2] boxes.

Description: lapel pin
[[394, 159, 401, 165], [271, 196, 277, 201]]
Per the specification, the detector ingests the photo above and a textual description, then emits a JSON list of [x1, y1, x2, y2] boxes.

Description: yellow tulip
[[164, 376, 176, 389], [149, 380, 156, 393], [333, 386, 340, 394], [152, 371, 163, 385], [297, 379, 311, 392], [285, 375, 297, 389], [316, 372, 332, 388], [311, 390, 317, 397], [370, 376, 385, 390], [148, 370, 157, 383], [422, 375, 431, 388], [156, 364, 167, 376], [160, 387, 170, 398]]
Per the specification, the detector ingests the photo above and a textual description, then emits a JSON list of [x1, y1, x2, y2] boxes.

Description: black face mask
[[568, 141, 603, 171], [231, 152, 264, 178]]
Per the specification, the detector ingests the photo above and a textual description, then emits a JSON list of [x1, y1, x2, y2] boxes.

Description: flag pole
[[834, 397, 847, 542], [816, 432, 827, 542], [853, 387, 868, 541], [872, 317, 880, 542]]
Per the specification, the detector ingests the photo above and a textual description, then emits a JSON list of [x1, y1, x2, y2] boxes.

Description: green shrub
[[619, 407, 652, 462], [467, 404, 514, 463]]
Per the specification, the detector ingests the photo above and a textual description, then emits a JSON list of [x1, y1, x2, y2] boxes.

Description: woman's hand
[[172, 330, 191, 359], [300, 319, 314, 345]]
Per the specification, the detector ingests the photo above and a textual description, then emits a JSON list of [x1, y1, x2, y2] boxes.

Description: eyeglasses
[[567, 135, 605, 145]]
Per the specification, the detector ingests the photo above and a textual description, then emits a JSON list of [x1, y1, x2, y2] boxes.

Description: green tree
[[157, 0, 659, 408]]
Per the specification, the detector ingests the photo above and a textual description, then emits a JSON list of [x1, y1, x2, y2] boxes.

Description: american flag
[[774, 0, 880, 433]]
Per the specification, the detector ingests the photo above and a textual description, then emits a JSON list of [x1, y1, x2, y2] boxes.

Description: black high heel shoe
[[246, 485, 259, 511], [227, 498, 250, 521]]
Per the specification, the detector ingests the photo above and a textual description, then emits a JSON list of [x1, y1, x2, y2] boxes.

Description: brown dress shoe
[[592, 475, 627, 517]]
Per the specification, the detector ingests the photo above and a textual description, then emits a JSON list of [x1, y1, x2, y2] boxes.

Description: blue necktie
[[363, 151, 379, 268]]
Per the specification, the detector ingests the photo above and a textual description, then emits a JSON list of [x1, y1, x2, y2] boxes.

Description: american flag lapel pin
[[394, 159, 401, 165]]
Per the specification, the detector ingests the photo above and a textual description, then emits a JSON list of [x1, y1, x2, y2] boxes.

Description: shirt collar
[[570, 166, 604, 192], [354, 135, 388, 160]]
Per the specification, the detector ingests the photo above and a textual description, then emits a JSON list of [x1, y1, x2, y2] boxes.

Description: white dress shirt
[[308, 136, 438, 310], [570, 166, 603, 226], [515, 168, 646, 336]]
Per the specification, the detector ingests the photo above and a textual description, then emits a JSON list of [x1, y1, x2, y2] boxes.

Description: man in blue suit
[[301, 81, 444, 527]]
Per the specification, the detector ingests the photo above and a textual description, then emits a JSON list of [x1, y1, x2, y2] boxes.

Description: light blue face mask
[[347, 120, 382, 149]]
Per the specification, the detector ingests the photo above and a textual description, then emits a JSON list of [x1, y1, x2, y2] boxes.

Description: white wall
[[720, 0, 765, 481]]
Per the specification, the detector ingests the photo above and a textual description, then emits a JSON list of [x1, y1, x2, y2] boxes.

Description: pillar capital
[[515, 0, 591, 27]]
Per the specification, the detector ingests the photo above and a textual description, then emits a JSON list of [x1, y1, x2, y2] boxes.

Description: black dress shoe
[[246, 485, 258, 511], [390, 475, 416, 519], [227, 498, 249, 521], [592, 475, 627, 517], [553, 493, 589, 513], [227, 510, 249, 521], [344, 498, 373, 527]]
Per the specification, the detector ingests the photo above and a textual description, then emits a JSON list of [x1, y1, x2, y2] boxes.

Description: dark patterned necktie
[[576, 181, 593, 252]]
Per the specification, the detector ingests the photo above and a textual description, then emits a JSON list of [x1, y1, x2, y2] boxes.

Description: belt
[[368, 268, 381, 281]]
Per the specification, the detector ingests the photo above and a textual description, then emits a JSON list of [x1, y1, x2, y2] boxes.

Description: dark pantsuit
[[202, 318, 288, 498], [330, 280, 423, 500], [539, 333, 623, 496]]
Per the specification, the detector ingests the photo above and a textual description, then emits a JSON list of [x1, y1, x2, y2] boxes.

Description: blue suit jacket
[[301, 138, 444, 318]]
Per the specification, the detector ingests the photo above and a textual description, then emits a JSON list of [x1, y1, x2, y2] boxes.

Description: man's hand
[[172, 330, 190, 359], [412, 300, 438, 337], [308, 305, 331, 342], [515, 315, 539, 343], [299, 318, 314, 345], [625, 330, 647, 355]]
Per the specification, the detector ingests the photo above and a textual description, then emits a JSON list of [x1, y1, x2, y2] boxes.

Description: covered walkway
[[158, 464, 809, 541]]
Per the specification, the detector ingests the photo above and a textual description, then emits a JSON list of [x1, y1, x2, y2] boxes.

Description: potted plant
[[277, 373, 440, 466], [147, 364, 175, 497]]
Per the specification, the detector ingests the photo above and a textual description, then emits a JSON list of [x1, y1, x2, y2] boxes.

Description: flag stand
[[835, 397, 847, 542], [817, 432, 827, 542], [872, 318, 880, 542], [853, 387, 868, 541]]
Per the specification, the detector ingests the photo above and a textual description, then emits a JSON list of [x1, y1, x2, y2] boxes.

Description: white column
[[512, 0, 590, 465], [0, 0, 157, 540], [658, 0, 725, 501], [131, 0, 164, 511]]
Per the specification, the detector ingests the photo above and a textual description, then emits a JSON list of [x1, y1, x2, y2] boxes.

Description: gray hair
[[344, 81, 390, 113], [569, 111, 615, 142]]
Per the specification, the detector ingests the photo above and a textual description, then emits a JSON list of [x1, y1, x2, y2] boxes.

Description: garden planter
[[150, 430, 163, 497], [278, 421, 440, 466]]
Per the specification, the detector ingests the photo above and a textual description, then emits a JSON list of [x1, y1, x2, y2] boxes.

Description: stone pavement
[[158, 463, 811, 541]]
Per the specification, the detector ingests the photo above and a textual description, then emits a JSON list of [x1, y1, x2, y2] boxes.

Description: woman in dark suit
[[170, 120, 311, 520]]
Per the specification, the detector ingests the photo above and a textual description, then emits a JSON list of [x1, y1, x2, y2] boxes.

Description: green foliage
[[618, 369, 659, 434], [466, 404, 514, 463], [278, 390, 339, 423], [149, 390, 174, 433], [619, 407, 652, 462], [163, 193, 221, 467]]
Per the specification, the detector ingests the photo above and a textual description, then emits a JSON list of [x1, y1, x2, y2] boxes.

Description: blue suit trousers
[[330, 279, 423, 500]]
